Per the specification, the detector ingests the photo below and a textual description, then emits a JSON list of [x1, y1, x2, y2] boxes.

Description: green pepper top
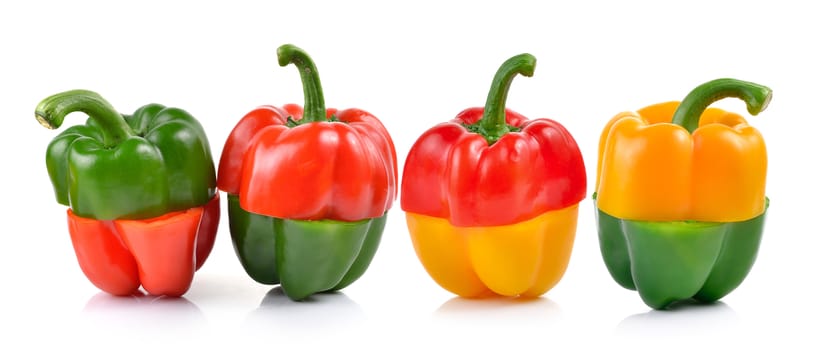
[[36, 89, 216, 220]]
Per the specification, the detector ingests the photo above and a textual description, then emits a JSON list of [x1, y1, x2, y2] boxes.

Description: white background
[[2, 0, 822, 348]]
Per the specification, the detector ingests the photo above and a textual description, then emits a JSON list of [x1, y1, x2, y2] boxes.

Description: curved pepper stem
[[277, 44, 327, 124], [35, 89, 135, 148], [671, 78, 772, 133], [476, 53, 536, 144]]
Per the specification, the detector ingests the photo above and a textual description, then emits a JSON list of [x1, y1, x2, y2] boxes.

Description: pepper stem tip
[[35, 112, 56, 129], [748, 89, 772, 115]]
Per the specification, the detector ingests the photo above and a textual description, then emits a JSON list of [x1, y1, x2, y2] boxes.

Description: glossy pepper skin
[[402, 54, 586, 298], [36, 90, 220, 297], [595, 79, 771, 309], [217, 44, 397, 301]]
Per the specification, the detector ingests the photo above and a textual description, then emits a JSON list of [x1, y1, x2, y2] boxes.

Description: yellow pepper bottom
[[405, 205, 579, 298]]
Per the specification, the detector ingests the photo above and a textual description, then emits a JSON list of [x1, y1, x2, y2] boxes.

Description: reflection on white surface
[[616, 301, 740, 340], [424, 297, 566, 347], [435, 296, 564, 325], [80, 291, 207, 346], [243, 287, 366, 334], [83, 291, 205, 319]]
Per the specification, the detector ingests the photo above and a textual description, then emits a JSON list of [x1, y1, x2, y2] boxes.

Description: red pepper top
[[217, 45, 397, 221], [400, 54, 586, 227], [401, 108, 585, 227], [218, 104, 397, 221]]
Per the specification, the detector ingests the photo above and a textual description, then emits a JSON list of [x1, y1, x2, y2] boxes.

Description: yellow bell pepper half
[[596, 82, 769, 223], [406, 204, 579, 298]]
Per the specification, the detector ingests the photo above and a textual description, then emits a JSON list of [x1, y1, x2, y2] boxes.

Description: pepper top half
[[596, 78, 771, 223]]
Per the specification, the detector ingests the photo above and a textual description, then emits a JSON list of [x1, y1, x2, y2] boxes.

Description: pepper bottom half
[[227, 194, 387, 301], [67, 194, 220, 297], [405, 204, 579, 298], [596, 199, 767, 310]]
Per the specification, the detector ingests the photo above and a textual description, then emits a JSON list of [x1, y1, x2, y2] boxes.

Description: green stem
[[35, 89, 134, 147], [671, 78, 772, 133], [277, 44, 327, 123], [476, 53, 536, 144]]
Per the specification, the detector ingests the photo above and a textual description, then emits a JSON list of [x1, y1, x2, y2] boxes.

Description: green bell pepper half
[[227, 194, 386, 301], [37, 89, 216, 220], [596, 197, 767, 310]]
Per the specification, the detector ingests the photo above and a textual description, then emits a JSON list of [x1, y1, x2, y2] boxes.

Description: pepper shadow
[[81, 290, 206, 339], [616, 300, 740, 339], [242, 287, 366, 334]]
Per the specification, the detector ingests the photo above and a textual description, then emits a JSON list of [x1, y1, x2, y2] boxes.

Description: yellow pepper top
[[596, 79, 770, 223]]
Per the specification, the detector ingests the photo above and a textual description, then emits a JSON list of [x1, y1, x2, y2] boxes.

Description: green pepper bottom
[[227, 194, 387, 301], [595, 198, 767, 310]]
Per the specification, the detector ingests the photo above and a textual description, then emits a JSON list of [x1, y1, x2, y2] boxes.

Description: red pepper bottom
[[66, 194, 220, 297]]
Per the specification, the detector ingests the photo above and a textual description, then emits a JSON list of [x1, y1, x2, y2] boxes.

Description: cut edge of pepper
[[592, 193, 769, 224]]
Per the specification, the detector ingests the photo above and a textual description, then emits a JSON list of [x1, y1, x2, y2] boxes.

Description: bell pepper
[[595, 78, 771, 309], [401, 53, 587, 298], [36, 89, 220, 297], [217, 44, 397, 301]]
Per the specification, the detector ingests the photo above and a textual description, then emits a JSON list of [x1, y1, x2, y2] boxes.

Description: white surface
[[2, 0, 822, 348]]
